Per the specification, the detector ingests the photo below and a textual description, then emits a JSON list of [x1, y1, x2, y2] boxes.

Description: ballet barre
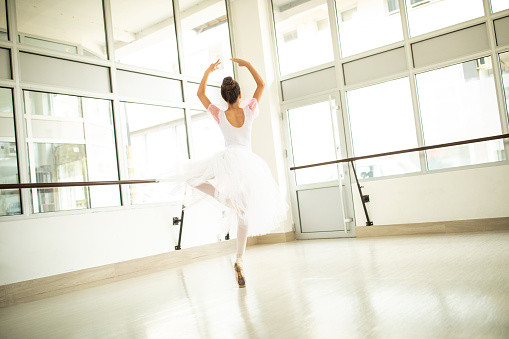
[[0, 179, 191, 249], [290, 133, 509, 226], [0, 179, 159, 190]]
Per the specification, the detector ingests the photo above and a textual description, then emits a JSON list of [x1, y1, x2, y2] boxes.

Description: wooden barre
[[290, 133, 509, 171], [0, 179, 159, 190]]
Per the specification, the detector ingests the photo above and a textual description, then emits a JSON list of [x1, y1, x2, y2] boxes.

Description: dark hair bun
[[221, 77, 241, 104]]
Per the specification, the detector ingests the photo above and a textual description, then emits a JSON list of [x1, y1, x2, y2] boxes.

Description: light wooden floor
[[1, 231, 509, 338]]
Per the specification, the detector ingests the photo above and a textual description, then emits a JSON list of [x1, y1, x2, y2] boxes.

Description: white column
[[229, 0, 294, 233]]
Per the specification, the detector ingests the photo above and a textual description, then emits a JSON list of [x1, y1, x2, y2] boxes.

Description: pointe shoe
[[234, 262, 246, 288]]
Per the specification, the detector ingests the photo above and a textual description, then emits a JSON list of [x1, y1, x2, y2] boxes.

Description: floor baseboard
[[356, 217, 509, 237], [1, 231, 295, 308]]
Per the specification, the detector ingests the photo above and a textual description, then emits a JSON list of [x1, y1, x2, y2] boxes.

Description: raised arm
[[231, 58, 265, 103], [197, 59, 221, 109]]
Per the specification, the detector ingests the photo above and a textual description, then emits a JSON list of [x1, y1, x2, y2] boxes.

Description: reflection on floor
[[1, 231, 509, 338]]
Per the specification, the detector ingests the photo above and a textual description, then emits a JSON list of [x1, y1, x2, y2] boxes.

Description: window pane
[[346, 78, 421, 178], [273, 0, 334, 76], [0, 0, 7, 41], [406, 0, 484, 37], [186, 83, 224, 107], [111, 0, 179, 74], [25, 92, 120, 212], [335, 0, 404, 57], [24, 92, 82, 118], [0, 88, 21, 216], [416, 57, 505, 170], [288, 101, 338, 185], [16, 0, 108, 59], [180, 0, 233, 82], [500, 52, 509, 122], [491, 0, 509, 12], [122, 102, 188, 204], [190, 110, 224, 160]]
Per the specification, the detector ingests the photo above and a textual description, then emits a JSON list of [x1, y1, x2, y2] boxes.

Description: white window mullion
[[484, 0, 509, 161], [398, 0, 427, 173]]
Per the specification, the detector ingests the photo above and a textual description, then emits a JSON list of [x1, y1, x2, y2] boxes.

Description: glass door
[[283, 95, 356, 239]]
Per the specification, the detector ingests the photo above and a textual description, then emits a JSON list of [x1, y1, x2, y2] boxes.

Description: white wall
[[352, 164, 509, 226], [0, 197, 236, 285], [0, 0, 293, 285]]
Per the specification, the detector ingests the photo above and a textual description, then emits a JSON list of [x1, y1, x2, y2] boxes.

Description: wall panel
[[343, 47, 407, 87], [412, 24, 490, 68], [116, 70, 183, 103], [494, 16, 509, 47], [281, 67, 337, 101], [0, 48, 11, 80], [19, 53, 111, 93]]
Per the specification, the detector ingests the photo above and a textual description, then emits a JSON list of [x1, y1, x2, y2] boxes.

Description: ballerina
[[177, 58, 287, 287]]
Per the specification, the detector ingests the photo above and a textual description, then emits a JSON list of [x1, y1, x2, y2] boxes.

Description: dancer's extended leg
[[195, 182, 235, 210], [195, 182, 216, 198]]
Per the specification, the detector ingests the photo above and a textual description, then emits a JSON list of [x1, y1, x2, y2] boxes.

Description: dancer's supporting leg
[[234, 215, 248, 288], [236, 215, 248, 261]]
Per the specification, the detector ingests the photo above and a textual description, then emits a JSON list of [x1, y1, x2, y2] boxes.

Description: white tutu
[[161, 98, 287, 236], [173, 145, 287, 236]]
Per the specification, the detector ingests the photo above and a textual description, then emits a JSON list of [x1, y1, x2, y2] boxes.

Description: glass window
[[16, 0, 108, 59], [24, 91, 120, 213], [346, 78, 421, 178], [121, 102, 188, 204], [190, 110, 224, 160], [187, 83, 224, 107], [491, 0, 509, 12], [180, 0, 233, 82], [111, 0, 179, 74], [499, 52, 509, 124], [0, 88, 21, 216], [272, 0, 334, 76], [335, 0, 404, 57], [405, 0, 485, 37], [416, 57, 505, 170], [0, 0, 7, 41], [288, 101, 339, 185]]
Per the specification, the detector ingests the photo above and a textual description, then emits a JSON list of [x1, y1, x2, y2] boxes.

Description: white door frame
[[282, 92, 357, 239]]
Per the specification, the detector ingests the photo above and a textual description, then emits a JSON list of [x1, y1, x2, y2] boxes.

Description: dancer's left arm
[[197, 59, 221, 109], [231, 58, 265, 103]]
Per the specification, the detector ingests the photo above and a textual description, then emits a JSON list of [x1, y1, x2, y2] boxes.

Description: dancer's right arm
[[197, 59, 221, 109]]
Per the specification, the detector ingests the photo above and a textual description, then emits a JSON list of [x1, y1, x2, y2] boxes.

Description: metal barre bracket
[[173, 205, 185, 250]]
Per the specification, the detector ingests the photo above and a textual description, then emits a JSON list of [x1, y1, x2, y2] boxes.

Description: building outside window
[[16, 0, 108, 59], [405, 0, 484, 37], [0, 88, 21, 216], [416, 57, 506, 170], [24, 91, 120, 212], [287, 101, 339, 185], [346, 77, 421, 178], [180, 0, 233, 81], [111, 0, 180, 74], [0, 0, 7, 41], [499, 52, 509, 122], [490, 0, 509, 12], [272, 0, 334, 76], [121, 102, 188, 204], [335, 0, 404, 57], [387, 0, 400, 13]]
